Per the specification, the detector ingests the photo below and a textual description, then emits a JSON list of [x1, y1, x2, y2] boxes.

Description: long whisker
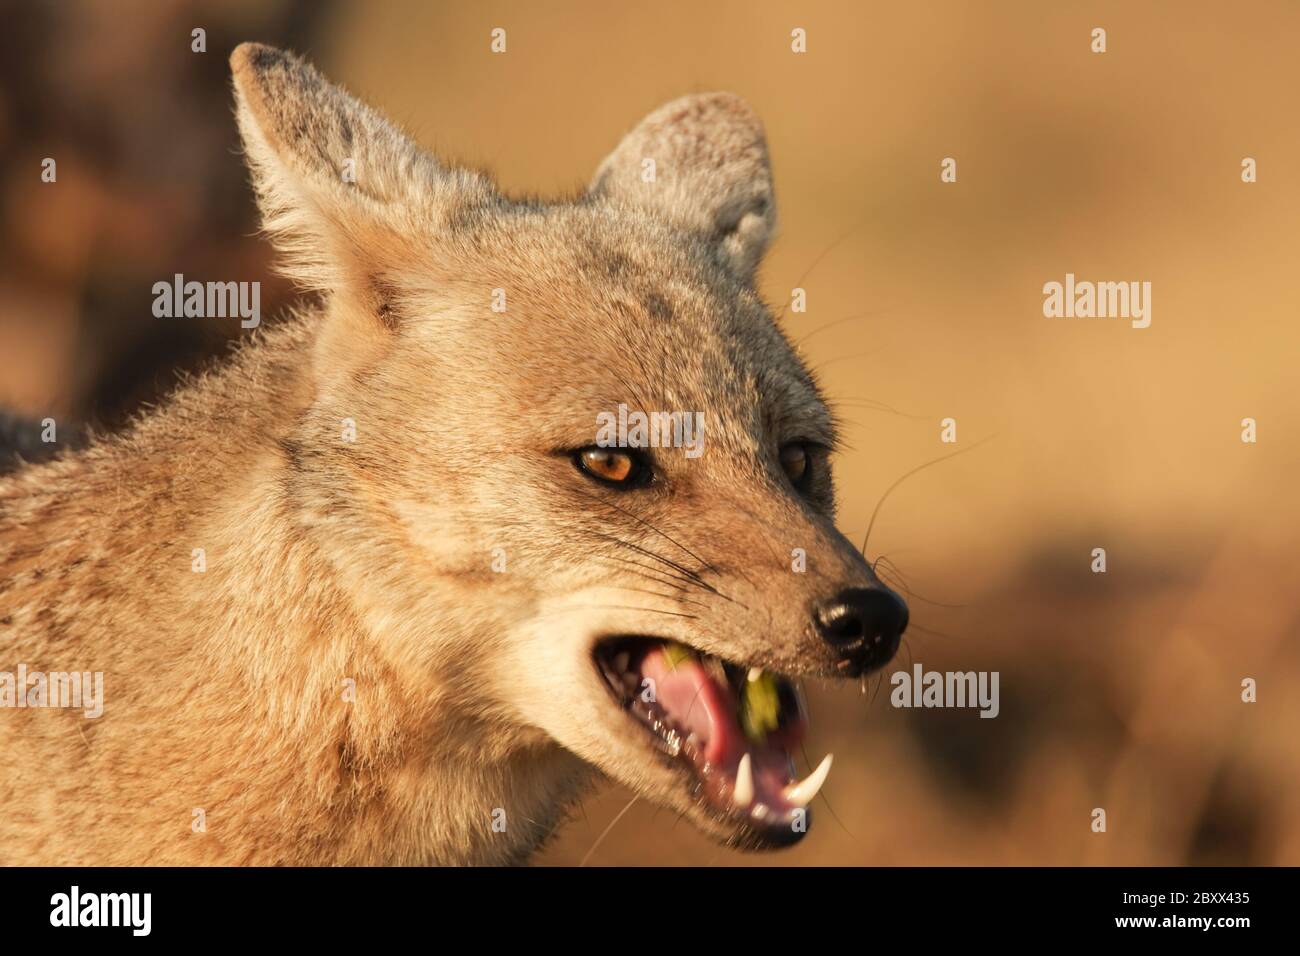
[[807, 345, 892, 376], [799, 740, 859, 842], [587, 529, 745, 609], [773, 214, 878, 324], [579, 794, 640, 867], [592, 553, 700, 595], [589, 531, 715, 589], [609, 584, 710, 610], [530, 603, 699, 624], [872, 556, 966, 609], [574, 487, 720, 576], [828, 397, 928, 421], [586, 605, 699, 620], [862, 433, 997, 554], [905, 621, 965, 642], [679, 677, 709, 727], [869, 670, 886, 706], [793, 309, 894, 348]]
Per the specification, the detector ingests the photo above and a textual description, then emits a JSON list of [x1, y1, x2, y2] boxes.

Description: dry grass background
[[1, 0, 1296, 864]]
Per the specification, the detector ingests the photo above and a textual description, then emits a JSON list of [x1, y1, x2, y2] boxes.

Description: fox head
[[231, 43, 906, 852]]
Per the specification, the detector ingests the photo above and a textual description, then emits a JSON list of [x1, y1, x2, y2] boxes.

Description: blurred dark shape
[[0, 0, 332, 430], [0, 408, 86, 473]]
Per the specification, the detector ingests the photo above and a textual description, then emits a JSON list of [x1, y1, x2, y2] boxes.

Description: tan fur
[[0, 44, 884, 864]]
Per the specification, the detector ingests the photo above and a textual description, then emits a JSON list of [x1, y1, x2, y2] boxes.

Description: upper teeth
[[782, 753, 833, 808], [734, 753, 755, 808], [747, 667, 763, 682]]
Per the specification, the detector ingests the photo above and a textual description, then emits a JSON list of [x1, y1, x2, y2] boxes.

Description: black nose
[[814, 587, 908, 674]]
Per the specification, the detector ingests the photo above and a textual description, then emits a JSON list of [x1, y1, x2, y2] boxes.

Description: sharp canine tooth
[[783, 753, 833, 807], [734, 753, 755, 808], [747, 667, 763, 682]]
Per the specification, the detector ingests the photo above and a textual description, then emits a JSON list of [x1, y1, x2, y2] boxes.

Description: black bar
[[0, 866, 1286, 942]]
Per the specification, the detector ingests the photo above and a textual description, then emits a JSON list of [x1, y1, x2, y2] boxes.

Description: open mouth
[[594, 637, 833, 845]]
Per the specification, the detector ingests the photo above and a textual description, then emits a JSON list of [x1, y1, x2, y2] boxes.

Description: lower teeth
[[605, 645, 831, 818]]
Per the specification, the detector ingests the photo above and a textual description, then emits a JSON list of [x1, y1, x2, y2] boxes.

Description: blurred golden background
[[1, 0, 1296, 864]]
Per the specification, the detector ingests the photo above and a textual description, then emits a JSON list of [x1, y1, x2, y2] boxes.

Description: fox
[[0, 43, 908, 865]]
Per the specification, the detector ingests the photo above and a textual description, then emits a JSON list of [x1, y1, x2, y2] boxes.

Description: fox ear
[[230, 43, 490, 300], [589, 93, 776, 280]]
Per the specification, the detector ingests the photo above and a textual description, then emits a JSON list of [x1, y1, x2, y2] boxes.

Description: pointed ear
[[589, 93, 776, 281], [230, 43, 490, 301]]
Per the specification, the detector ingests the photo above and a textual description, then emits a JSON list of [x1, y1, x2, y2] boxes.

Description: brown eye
[[576, 447, 647, 487], [779, 442, 810, 487]]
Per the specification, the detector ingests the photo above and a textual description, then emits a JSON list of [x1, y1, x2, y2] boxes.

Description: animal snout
[[814, 586, 909, 675]]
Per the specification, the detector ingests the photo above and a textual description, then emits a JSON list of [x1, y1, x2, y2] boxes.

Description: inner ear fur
[[229, 42, 494, 312], [589, 92, 777, 281]]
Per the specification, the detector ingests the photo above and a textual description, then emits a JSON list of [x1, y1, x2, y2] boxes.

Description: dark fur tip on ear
[[229, 42, 294, 105], [230, 43, 331, 162], [230, 41, 282, 73], [227, 41, 477, 295]]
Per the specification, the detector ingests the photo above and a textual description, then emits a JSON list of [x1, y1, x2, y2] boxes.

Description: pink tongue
[[639, 647, 744, 768]]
